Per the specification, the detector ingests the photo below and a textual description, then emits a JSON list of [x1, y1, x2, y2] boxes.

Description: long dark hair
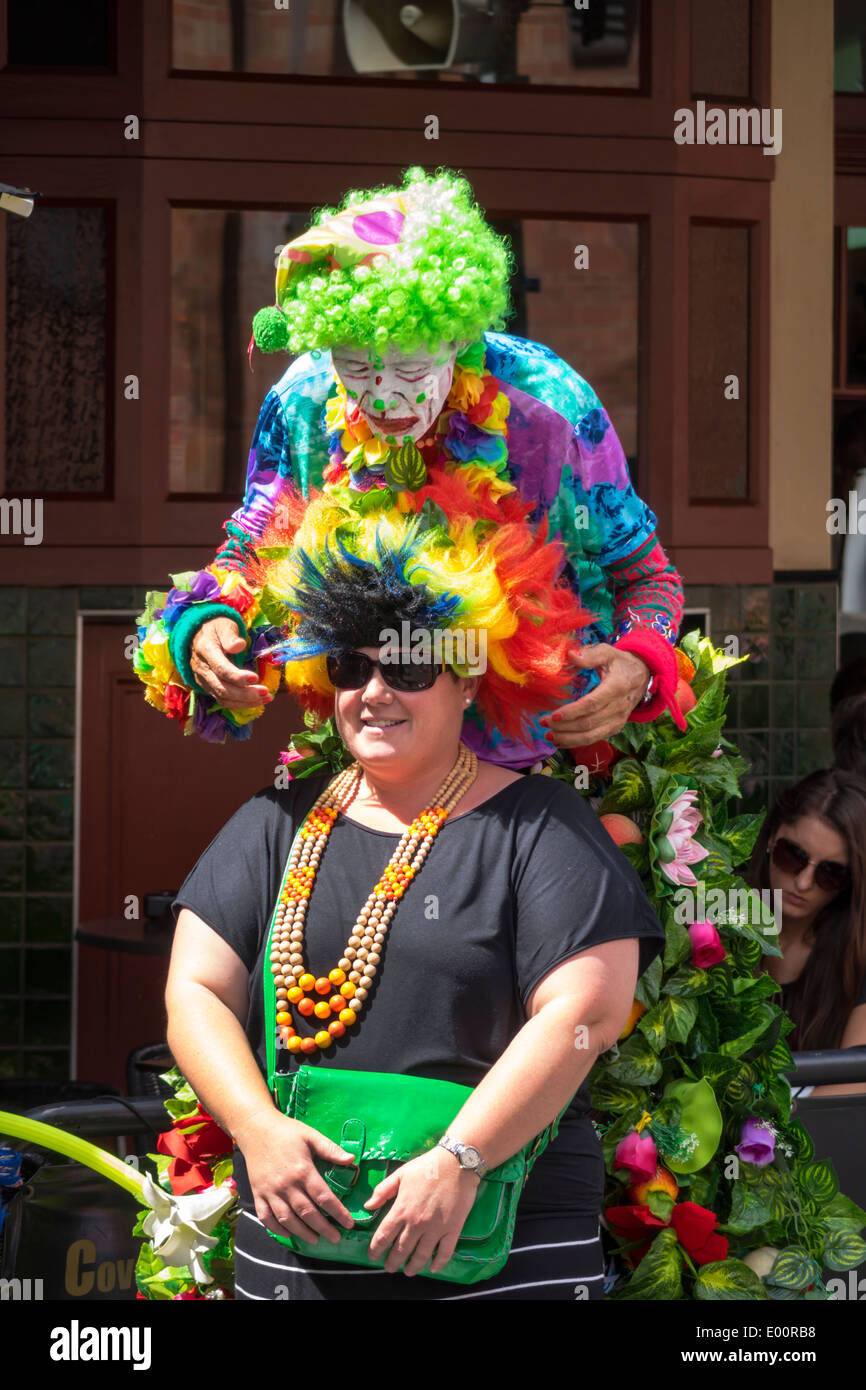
[[832, 694, 866, 778], [747, 768, 866, 1050]]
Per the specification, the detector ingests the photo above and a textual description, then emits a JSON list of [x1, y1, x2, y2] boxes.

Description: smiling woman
[[163, 499, 667, 1299], [330, 642, 483, 822]]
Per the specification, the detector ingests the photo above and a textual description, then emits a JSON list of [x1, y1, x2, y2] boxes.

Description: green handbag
[[268, 1065, 561, 1284], [262, 829, 566, 1285]]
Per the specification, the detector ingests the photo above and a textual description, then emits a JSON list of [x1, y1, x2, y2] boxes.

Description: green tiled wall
[[0, 585, 147, 1081], [683, 582, 838, 817]]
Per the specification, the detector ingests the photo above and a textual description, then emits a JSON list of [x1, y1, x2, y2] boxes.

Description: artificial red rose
[[217, 581, 255, 617], [570, 740, 620, 778], [605, 1204, 669, 1238], [607, 1199, 728, 1271], [157, 1106, 232, 1195], [605, 1204, 668, 1269], [323, 459, 347, 484], [669, 1201, 729, 1266], [163, 683, 190, 724]]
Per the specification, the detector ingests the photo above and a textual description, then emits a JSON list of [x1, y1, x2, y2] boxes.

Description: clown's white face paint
[[331, 342, 461, 443]]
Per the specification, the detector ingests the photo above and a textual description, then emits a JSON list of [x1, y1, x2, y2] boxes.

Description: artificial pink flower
[[614, 1130, 658, 1184], [277, 746, 314, 775], [688, 920, 727, 968], [658, 789, 710, 886]]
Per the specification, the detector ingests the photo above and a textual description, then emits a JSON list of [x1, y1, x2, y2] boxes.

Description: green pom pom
[[252, 305, 291, 353]]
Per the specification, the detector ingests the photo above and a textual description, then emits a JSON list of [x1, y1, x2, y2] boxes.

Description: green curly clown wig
[[251, 167, 513, 358]]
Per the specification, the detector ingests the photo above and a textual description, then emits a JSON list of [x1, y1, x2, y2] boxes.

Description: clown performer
[[135, 167, 686, 768]]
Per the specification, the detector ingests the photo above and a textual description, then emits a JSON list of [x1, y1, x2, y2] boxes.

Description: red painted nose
[[375, 375, 382, 385]]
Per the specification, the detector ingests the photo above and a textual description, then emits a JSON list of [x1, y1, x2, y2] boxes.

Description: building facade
[[0, 0, 862, 1084]]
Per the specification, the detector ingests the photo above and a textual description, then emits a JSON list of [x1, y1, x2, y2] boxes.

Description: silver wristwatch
[[437, 1133, 489, 1178], [639, 674, 658, 706]]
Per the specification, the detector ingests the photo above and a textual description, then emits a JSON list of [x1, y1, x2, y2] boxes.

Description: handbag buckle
[[324, 1117, 365, 1194]]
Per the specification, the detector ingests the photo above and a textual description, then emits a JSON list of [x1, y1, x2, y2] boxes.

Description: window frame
[[0, 0, 776, 587]]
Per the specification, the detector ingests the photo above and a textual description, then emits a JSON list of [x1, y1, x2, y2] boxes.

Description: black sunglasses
[[326, 650, 445, 693], [770, 836, 850, 894]]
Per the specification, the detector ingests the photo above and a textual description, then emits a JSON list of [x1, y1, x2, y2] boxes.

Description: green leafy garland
[[559, 633, 866, 1300], [138, 636, 866, 1299], [134, 1069, 236, 1300]]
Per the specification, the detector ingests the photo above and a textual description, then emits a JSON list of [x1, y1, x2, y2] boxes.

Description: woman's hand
[[235, 1108, 357, 1244], [189, 617, 274, 709], [364, 1148, 480, 1276], [540, 644, 650, 746]]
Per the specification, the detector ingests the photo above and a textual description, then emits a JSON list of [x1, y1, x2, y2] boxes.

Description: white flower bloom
[[742, 1245, 780, 1280], [140, 1173, 235, 1285]]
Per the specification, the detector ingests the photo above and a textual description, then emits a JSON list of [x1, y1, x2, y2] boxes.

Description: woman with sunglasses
[[164, 501, 666, 1300], [748, 768, 866, 1096]]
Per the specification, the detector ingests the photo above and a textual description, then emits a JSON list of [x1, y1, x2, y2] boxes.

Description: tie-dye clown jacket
[[135, 332, 684, 768]]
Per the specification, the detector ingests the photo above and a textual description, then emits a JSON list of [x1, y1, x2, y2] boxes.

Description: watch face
[[459, 1146, 481, 1169]]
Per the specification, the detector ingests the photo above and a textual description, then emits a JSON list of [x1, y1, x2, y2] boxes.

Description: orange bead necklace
[[270, 742, 478, 1057]]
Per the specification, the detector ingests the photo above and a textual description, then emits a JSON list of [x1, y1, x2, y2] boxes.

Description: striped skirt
[[234, 1206, 605, 1301]]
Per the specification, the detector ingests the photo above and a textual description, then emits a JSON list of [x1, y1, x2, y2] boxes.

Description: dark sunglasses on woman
[[769, 836, 850, 894], [326, 650, 445, 693]]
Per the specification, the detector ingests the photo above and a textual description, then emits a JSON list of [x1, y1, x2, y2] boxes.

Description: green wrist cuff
[[168, 602, 249, 692]]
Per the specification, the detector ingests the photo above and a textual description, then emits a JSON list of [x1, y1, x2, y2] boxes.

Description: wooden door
[[75, 615, 301, 1087]]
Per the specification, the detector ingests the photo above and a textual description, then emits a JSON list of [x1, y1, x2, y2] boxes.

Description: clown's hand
[[190, 617, 273, 709], [540, 644, 650, 746]]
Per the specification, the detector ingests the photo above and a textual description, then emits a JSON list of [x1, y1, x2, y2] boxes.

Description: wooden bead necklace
[[271, 741, 478, 1056]]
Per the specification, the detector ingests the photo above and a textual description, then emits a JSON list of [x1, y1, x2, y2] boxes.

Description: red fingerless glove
[[615, 627, 687, 733]]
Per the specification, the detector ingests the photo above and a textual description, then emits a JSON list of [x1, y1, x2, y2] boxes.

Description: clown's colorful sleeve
[[566, 405, 685, 729], [133, 356, 333, 743], [484, 333, 685, 728], [569, 410, 685, 727]]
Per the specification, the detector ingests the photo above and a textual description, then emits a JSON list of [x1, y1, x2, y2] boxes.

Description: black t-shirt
[[172, 772, 666, 1217], [778, 974, 866, 1009]]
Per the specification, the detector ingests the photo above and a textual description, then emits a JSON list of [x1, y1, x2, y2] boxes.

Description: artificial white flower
[[140, 1173, 235, 1285]]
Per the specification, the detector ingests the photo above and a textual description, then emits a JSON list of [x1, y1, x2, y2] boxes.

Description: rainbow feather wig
[[252, 469, 592, 744]]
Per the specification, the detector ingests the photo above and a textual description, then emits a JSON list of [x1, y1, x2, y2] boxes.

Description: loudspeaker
[[343, 0, 503, 73]]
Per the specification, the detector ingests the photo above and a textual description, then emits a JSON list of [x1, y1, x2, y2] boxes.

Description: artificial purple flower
[[188, 571, 222, 602], [192, 698, 235, 744], [735, 1119, 776, 1167], [251, 627, 280, 660], [445, 415, 505, 465], [348, 467, 387, 493], [160, 593, 191, 631], [161, 572, 222, 630]]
